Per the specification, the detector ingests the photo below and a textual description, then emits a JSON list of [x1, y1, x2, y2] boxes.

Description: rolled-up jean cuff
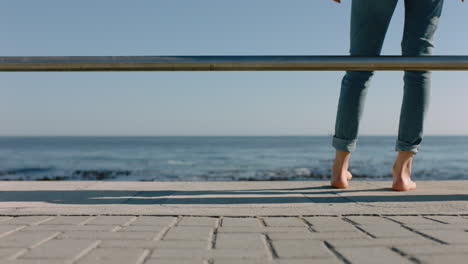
[[332, 136, 357, 152], [395, 140, 419, 154]]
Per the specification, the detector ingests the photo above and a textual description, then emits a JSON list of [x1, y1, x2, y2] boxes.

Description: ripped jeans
[[332, 0, 444, 154]]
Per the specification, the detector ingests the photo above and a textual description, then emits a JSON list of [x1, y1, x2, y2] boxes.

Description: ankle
[[394, 151, 414, 168], [333, 161, 348, 171], [333, 150, 351, 171], [395, 151, 414, 163], [392, 162, 413, 182]]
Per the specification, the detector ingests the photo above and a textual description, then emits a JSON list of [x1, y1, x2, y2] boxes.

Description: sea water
[[0, 136, 466, 181]]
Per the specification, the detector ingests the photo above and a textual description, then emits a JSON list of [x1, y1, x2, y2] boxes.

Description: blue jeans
[[332, 0, 444, 154]]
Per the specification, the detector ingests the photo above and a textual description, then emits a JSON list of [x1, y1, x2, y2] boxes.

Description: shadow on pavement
[[0, 186, 467, 205]]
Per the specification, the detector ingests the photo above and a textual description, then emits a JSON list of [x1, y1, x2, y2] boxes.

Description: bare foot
[[392, 151, 417, 191], [331, 150, 352, 189], [331, 169, 352, 189]]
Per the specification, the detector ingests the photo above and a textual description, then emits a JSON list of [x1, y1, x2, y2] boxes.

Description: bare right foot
[[331, 169, 352, 189], [392, 151, 417, 191], [331, 150, 352, 189], [392, 177, 416, 191]]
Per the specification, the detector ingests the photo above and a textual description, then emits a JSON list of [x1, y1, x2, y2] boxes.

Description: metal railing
[[1, 55, 468, 72]]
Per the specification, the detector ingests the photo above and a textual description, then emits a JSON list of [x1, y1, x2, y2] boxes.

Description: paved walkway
[[0, 181, 467, 263]]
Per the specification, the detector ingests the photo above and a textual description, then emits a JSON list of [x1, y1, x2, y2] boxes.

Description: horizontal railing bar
[[1, 55, 468, 72]]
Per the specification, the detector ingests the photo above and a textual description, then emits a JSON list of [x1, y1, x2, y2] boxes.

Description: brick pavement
[[1, 181, 467, 263], [0, 215, 467, 264]]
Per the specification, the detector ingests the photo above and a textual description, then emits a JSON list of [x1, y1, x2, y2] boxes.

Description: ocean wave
[[0, 166, 464, 181], [167, 160, 193, 166], [0, 167, 54, 176], [71, 170, 131, 180], [0, 168, 131, 181], [236, 167, 390, 181]]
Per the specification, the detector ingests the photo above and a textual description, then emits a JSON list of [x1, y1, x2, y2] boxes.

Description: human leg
[[396, 0, 444, 154], [332, 0, 399, 188], [392, 0, 444, 191]]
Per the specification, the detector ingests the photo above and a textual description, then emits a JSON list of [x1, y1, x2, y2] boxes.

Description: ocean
[[0, 136, 466, 181]]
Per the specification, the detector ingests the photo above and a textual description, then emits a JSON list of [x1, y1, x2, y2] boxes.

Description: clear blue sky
[[1, 0, 467, 136]]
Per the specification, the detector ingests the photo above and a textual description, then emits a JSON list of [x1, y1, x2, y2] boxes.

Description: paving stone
[[303, 217, 344, 225], [312, 225, 360, 233], [130, 216, 176, 226], [163, 227, 213, 241], [268, 231, 367, 240], [75, 261, 129, 264], [272, 240, 332, 258], [326, 237, 438, 247], [84, 216, 135, 225], [0, 248, 24, 259], [216, 233, 261, 240], [0, 217, 54, 226], [150, 248, 206, 259], [273, 259, 341, 264], [222, 217, 262, 227], [384, 216, 442, 225], [0, 232, 58, 248], [178, 217, 218, 227], [424, 215, 468, 224], [395, 244, 468, 255], [38, 216, 92, 225], [216, 233, 264, 249], [145, 260, 205, 264], [21, 225, 115, 232], [405, 224, 467, 230], [218, 227, 308, 233], [417, 253, 468, 264], [336, 247, 413, 264], [303, 217, 358, 232], [263, 217, 306, 227], [0, 260, 69, 264], [344, 216, 399, 226], [214, 260, 268, 264], [58, 231, 156, 240], [150, 248, 267, 259], [76, 248, 146, 264], [118, 225, 166, 232], [357, 224, 418, 238], [158, 240, 210, 249], [0, 226, 24, 236], [99, 240, 209, 249], [210, 249, 268, 259], [18, 239, 97, 259], [0, 217, 13, 223], [417, 230, 468, 244]]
